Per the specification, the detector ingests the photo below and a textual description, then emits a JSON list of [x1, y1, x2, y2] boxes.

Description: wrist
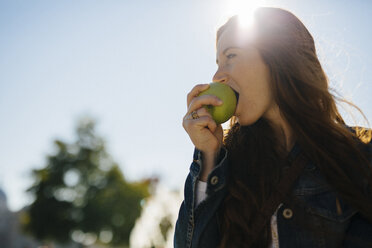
[[199, 149, 220, 181]]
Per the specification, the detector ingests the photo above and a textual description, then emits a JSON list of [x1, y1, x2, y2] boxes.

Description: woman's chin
[[236, 116, 260, 126]]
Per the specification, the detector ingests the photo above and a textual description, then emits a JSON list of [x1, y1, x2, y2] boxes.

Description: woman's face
[[213, 27, 277, 125]]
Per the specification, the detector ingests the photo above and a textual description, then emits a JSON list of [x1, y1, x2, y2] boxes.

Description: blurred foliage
[[22, 117, 151, 247], [159, 215, 172, 241]]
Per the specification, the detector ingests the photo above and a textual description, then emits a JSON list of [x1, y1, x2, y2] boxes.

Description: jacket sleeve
[[343, 138, 372, 247], [173, 147, 207, 248], [174, 147, 228, 248], [174, 173, 194, 248]]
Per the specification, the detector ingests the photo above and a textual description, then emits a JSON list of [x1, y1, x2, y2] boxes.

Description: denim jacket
[[174, 141, 372, 248]]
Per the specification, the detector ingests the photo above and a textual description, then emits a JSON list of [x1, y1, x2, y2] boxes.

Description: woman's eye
[[226, 53, 236, 59]]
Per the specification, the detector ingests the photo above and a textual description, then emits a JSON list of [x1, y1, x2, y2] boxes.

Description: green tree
[[22, 117, 151, 247]]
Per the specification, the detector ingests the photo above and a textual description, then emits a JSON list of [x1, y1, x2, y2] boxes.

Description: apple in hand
[[198, 82, 237, 124]]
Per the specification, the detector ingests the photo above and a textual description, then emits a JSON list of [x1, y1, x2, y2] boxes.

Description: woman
[[175, 7, 372, 248]]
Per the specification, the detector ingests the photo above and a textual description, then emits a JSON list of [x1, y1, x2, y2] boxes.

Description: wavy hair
[[217, 7, 372, 247]]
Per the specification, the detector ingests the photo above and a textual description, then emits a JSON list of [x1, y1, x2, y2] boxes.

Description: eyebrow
[[216, 46, 241, 65]]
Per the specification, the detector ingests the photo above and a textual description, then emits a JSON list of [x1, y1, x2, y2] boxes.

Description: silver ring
[[191, 111, 199, 119]]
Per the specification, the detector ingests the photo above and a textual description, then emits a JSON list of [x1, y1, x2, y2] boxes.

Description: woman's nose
[[212, 70, 228, 84]]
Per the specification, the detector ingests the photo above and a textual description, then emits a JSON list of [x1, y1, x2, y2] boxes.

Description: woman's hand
[[183, 84, 224, 180]]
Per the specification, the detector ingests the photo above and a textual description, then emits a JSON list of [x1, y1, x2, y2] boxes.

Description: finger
[[183, 107, 212, 122], [193, 116, 217, 133], [183, 111, 216, 131], [197, 107, 212, 118], [183, 108, 198, 121], [187, 84, 210, 107], [187, 95, 223, 114]]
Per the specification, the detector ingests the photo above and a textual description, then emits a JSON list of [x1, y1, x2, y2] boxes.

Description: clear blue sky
[[0, 0, 371, 211]]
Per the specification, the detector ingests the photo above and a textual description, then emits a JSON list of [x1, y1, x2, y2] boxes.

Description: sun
[[224, 0, 267, 28]]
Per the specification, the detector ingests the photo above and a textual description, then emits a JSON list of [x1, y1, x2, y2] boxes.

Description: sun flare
[[224, 0, 266, 28]]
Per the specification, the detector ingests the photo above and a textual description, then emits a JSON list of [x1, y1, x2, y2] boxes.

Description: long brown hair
[[217, 7, 372, 247]]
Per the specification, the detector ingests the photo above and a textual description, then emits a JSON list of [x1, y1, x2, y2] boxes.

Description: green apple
[[198, 82, 237, 124]]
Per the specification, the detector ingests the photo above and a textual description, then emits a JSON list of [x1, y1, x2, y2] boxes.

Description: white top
[[195, 180, 280, 248]]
